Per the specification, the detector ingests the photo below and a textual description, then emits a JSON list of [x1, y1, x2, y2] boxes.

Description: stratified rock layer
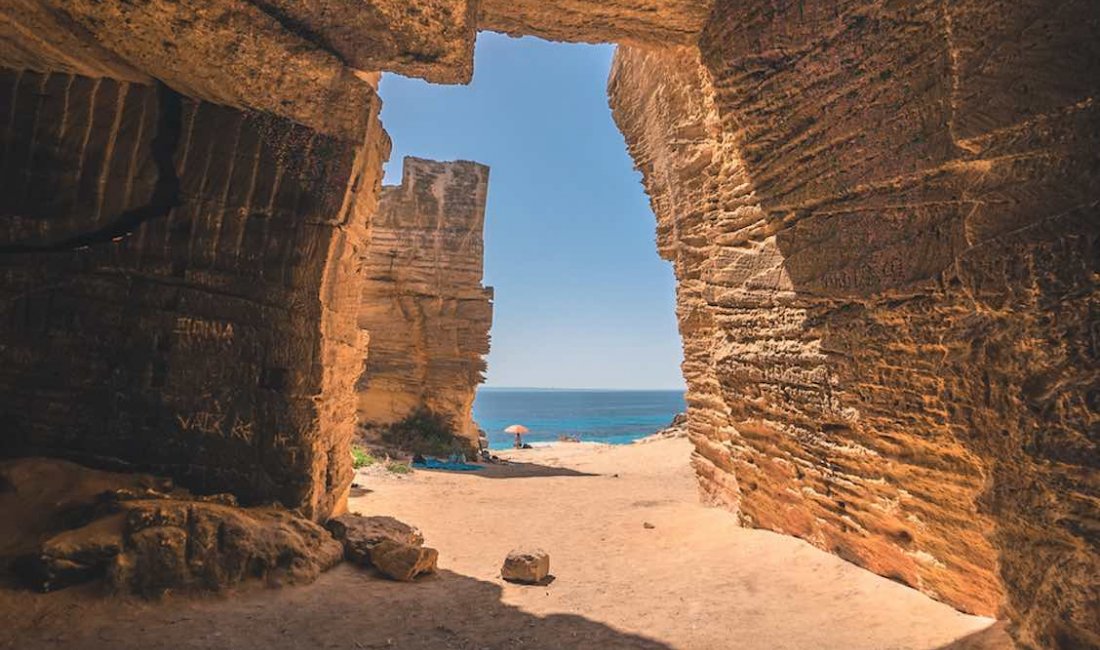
[[357, 157, 493, 448], [479, 0, 714, 46], [0, 68, 388, 520], [611, 3, 1099, 647]]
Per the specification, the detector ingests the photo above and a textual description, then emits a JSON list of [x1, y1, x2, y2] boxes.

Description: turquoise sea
[[474, 388, 686, 450]]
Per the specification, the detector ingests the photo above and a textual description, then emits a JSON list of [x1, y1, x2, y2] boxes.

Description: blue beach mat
[[412, 458, 483, 472]]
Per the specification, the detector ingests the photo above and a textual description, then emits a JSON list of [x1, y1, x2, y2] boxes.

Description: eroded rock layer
[[357, 157, 493, 447], [611, 2, 1100, 646], [0, 67, 388, 520], [479, 0, 714, 47], [1, 458, 343, 595], [0, 0, 487, 142]]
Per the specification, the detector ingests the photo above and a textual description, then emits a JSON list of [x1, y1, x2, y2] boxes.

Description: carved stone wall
[[0, 68, 388, 520], [611, 2, 1100, 647], [357, 157, 492, 448]]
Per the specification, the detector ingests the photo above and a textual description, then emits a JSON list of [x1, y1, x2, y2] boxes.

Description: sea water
[[473, 388, 686, 450]]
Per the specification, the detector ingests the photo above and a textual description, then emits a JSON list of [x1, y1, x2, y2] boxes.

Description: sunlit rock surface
[[611, 3, 1099, 646], [357, 158, 493, 448], [0, 1, 1095, 646]]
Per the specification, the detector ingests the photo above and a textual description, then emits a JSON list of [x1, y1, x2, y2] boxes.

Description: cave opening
[[0, 1, 1096, 648], [363, 32, 688, 453]]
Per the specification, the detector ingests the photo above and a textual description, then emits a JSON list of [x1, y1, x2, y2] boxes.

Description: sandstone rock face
[[2, 458, 343, 595], [357, 157, 493, 449], [479, 0, 714, 47], [0, 67, 388, 520], [109, 499, 344, 595], [501, 548, 550, 585], [611, 3, 1100, 647], [0, 1, 482, 136]]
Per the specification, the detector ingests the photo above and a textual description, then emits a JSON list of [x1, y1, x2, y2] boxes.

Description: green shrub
[[351, 445, 376, 469], [386, 462, 412, 475], [380, 407, 466, 456]]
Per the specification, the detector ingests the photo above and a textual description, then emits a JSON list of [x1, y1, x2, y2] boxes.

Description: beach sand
[[0, 437, 1014, 649], [348, 437, 1013, 649]]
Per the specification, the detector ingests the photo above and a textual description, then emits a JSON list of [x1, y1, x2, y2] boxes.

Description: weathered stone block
[[369, 540, 439, 581], [501, 548, 550, 585]]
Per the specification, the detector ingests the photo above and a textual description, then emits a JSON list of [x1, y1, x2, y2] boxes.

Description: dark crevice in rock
[[0, 82, 183, 255]]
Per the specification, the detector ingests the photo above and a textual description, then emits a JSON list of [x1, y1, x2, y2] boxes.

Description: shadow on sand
[[418, 461, 598, 479], [0, 565, 670, 649], [934, 621, 1015, 649]]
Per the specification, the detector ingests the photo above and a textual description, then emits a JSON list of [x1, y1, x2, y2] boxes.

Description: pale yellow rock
[[501, 548, 550, 584], [357, 157, 493, 449]]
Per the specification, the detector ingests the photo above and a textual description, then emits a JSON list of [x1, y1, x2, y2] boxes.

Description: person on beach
[[505, 424, 529, 449]]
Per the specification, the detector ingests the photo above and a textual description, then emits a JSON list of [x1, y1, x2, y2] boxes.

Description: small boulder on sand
[[370, 540, 438, 581], [501, 548, 550, 584], [325, 513, 436, 581]]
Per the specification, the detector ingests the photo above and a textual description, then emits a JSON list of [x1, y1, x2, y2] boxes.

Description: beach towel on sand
[[412, 458, 483, 472]]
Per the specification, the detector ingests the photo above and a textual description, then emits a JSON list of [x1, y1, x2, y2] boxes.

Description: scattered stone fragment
[[369, 540, 439, 581], [644, 522, 656, 529], [325, 514, 424, 565], [502, 548, 550, 585]]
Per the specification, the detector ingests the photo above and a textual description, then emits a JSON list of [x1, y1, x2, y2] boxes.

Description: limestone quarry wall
[[0, 68, 388, 520], [357, 158, 493, 448], [0, 1, 1096, 646], [611, 2, 1099, 647]]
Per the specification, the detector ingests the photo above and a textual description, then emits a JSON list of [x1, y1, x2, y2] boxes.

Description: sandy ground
[[0, 437, 1014, 650]]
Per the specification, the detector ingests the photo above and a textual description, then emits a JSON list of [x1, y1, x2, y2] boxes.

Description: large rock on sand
[[325, 513, 437, 580], [502, 548, 550, 584], [324, 514, 424, 564]]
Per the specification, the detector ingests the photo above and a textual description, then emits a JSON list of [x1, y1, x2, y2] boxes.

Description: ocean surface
[[473, 388, 686, 449]]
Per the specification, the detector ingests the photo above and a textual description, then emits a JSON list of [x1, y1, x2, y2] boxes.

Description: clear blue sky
[[378, 33, 685, 390]]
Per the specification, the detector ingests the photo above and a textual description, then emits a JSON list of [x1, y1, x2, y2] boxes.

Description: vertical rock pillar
[[357, 157, 493, 449]]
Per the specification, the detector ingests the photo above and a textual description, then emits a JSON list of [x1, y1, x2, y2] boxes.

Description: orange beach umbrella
[[504, 424, 529, 434]]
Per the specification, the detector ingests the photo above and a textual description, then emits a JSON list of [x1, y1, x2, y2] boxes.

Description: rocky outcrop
[[611, 3, 1100, 647], [357, 157, 493, 449], [3, 458, 343, 595]]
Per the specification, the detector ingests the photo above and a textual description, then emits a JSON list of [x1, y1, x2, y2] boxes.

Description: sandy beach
[[0, 437, 1015, 650], [347, 437, 1012, 649]]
